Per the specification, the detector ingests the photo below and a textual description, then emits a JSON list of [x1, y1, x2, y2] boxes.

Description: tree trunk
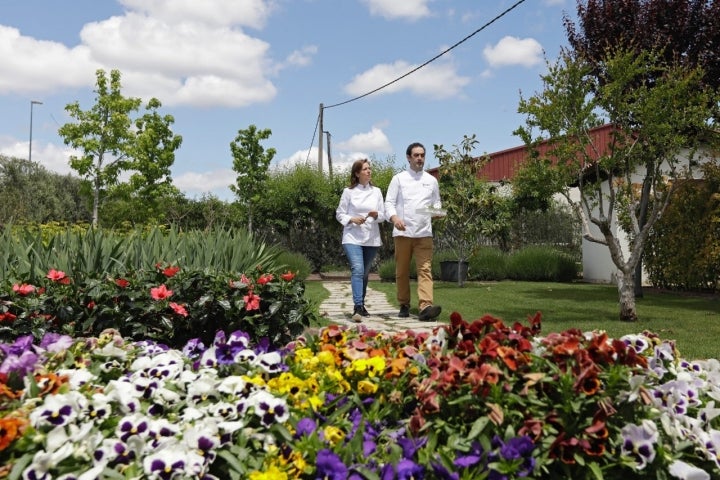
[[617, 269, 638, 322], [456, 259, 465, 287]]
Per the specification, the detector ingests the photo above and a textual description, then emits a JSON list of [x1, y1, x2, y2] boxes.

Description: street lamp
[[29, 100, 43, 162]]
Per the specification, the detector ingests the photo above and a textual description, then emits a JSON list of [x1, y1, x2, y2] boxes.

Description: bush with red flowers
[[0, 265, 313, 348]]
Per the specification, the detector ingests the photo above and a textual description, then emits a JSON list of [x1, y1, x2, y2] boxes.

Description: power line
[[306, 0, 527, 164], [324, 0, 527, 110]]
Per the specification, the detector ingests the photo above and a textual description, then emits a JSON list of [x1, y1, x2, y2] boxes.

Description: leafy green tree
[[565, 0, 720, 294], [434, 135, 513, 285], [0, 155, 91, 224], [513, 48, 717, 321], [58, 70, 181, 227], [254, 164, 342, 271], [229, 125, 276, 234], [101, 98, 184, 227], [58, 69, 140, 226]]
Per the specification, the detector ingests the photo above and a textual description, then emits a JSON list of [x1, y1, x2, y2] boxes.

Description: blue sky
[[0, 0, 573, 200]]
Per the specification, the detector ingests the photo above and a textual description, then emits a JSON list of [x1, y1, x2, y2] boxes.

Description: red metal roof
[[428, 123, 616, 182]]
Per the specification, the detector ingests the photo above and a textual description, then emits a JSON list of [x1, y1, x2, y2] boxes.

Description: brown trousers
[[394, 236, 434, 310]]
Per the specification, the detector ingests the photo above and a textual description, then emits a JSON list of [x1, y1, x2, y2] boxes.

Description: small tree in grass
[[513, 48, 718, 321], [434, 135, 513, 286]]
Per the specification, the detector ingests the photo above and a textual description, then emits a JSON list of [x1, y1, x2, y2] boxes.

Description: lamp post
[[29, 100, 43, 162]]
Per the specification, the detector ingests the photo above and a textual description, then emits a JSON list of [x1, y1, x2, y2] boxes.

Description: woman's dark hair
[[349, 158, 371, 188], [406, 142, 425, 156]]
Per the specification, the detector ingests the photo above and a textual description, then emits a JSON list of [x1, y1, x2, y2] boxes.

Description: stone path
[[318, 281, 440, 334]]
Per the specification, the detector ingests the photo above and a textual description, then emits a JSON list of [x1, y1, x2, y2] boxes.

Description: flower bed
[[1, 312, 719, 479]]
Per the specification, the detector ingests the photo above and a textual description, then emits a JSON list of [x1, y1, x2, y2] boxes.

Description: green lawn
[[305, 280, 720, 360]]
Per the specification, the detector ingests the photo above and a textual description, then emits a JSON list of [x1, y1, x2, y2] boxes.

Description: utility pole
[[29, 100, 43, 162], [325, 130, 333, 179], [318, 103, 324, 173]]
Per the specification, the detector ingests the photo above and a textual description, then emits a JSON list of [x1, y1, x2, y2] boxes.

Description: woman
[[335, 158, 385, 322]]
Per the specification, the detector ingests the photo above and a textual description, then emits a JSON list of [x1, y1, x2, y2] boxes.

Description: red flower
[[0, 312, 17, 323], [12, 284, 36, 296], [115, 278, 130, 288], [243, 292, 261, 311], [87, 301, 96, 310], [257, 274, 274, 285], [163, 266, 180, 278], [169, 302, 188, 317], [150, 284, 173, 300], [46, 269, 67, 283], [280, 271, 295, 281]]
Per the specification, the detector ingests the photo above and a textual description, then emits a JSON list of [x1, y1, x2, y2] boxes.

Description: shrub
[[0, 265, 316, 349], [467, 247, 508, 281], [274, 250, 313, 280], [506, 245, 579, 282], [378, 258, 420, 282]]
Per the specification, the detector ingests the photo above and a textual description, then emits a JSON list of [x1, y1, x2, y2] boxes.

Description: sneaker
[[352, 305, 363, 323], [398, 304, 410, 318], [360, 305, 370, 317], [418, 305, 442, 321]]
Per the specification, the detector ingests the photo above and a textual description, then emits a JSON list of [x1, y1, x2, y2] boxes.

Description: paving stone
[[318, 281, 439, 334]]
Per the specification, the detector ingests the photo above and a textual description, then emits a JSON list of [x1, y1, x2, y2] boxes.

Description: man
[[385, 142, 443, 321]]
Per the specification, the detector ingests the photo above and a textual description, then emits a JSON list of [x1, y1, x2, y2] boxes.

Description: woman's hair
[[349, 158, 371, 188]]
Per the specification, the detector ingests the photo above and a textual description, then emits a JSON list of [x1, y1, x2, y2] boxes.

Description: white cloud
[[0, 1, 292, 107], [0, 138, 75, 175], [0, 26, 98, 94], [360, 0, 431, 21], [344, 60, 470, 100], [483, 36, 543, 68], [336, 126, 392, 153], [119, 0, 275, 29], [173, 169, 235, 193]]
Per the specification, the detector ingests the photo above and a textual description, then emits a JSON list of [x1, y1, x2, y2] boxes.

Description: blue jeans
[[342, 244, 379, 306]]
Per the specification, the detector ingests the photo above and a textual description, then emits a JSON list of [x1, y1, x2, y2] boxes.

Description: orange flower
[[280, 271, 295, 281], [0, 417, 28, 452], [150, 284, 173, 300], [257, 274, 274, 285], [35, 373, 69, 396]]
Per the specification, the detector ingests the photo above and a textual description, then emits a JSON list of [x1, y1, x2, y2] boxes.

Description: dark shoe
[[418, 305, 442, 321], [352, 305, 363, 323], [398, 304, 410, 318], [360, 305, 370, 317]]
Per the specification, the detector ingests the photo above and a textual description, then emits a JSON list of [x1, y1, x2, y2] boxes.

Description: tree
[[229, 125, 276, 234], [434, 135, 512, 286], [0, 155, 91, 224], [58, 69, 140, 226], [565, 0, 720, 97], [58, 70, 181, 227], [102, 98, 184, 227], [513, 48, 717, 321], [565, 0, 720, 295]]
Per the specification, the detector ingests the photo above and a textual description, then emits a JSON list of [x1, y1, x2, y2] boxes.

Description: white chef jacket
[[384, 168, 442, 238], [335, 183, 386, 246]]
